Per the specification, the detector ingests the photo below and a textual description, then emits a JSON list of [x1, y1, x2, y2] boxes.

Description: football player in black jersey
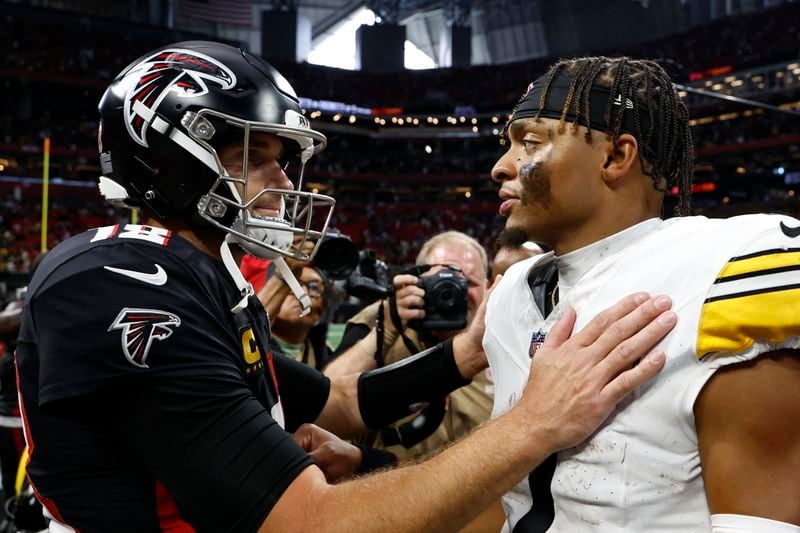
[[16, 41, 676, 532]]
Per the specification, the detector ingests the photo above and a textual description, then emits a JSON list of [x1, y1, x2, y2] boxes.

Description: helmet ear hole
[[278, 138, 303, 171]]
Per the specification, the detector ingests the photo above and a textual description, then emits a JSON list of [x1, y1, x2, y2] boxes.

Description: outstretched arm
[[262, 293, 675, 532], [696, 349, 800, 526], [315, 276, 496, 437]]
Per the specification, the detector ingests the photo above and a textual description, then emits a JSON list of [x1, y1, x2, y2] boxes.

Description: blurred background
[[1, 0, 799, 301]]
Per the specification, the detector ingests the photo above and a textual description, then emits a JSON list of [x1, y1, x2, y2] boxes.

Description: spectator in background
[[269, 266, 331, 370]]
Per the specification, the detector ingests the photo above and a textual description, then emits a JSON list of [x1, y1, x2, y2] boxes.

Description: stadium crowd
[[2, 1, 800, 279]]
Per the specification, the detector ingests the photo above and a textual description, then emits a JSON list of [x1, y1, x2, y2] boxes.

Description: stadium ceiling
[[273, 0, 781, 67], [288, 0, 542, 66]]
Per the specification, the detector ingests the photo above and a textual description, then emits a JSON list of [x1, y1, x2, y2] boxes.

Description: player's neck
[[552, 206, 660, 256]]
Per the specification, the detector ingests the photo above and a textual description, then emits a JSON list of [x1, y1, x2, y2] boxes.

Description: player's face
[[276, 266, 325, 327], [424, 243, 487, 326], [491, 117, 608, 250], [218, 131, 294, 219]]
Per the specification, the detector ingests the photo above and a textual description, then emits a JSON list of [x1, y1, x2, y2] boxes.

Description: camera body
[[409, 267, 468, 331]]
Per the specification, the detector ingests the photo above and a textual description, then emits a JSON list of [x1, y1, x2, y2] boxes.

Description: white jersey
[[484, 215, 800, 532]]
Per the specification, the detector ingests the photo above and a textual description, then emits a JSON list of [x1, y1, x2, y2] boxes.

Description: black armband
[[354, 444, 398, 474], [357, 338, 470, 429]]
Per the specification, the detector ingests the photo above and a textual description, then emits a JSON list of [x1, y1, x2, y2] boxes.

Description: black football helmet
[[97, 40, 334, 260]]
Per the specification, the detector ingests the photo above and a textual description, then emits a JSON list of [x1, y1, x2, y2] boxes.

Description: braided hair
[[502, 56, 694, 215]]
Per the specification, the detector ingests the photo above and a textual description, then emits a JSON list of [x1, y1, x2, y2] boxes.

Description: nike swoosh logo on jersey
[[780, 221, 800, 238], [104, 264, 168, 286]]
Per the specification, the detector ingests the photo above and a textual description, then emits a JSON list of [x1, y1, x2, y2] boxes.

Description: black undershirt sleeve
[[110, 374, 312, 533], [271, 353, 331, 433]]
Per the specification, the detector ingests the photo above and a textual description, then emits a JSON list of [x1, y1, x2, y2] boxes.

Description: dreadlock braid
[[567, 60, 592, 134], [536, 63, 562, 124], [579, 60, 607, 143], [560, 61, 587, 134]]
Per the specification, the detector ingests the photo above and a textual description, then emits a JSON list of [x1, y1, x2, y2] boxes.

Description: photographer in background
[[326, 231, 492, 460]]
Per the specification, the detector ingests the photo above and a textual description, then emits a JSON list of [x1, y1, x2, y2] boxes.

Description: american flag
[[177, 0, 253, 27]]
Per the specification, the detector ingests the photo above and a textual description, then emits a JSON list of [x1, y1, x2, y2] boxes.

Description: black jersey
[[16, 224, 330, 532]]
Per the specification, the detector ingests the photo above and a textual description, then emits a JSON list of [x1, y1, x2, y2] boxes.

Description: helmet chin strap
[[220, 236, 255, 314], [220, 235, 311, 317], [272, 257, 312, 317]]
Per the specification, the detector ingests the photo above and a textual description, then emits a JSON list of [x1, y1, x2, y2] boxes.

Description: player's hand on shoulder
[[520, 293, 675, 452]]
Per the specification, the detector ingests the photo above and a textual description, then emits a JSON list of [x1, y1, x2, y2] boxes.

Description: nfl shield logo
[[529, 331, 547, 358]]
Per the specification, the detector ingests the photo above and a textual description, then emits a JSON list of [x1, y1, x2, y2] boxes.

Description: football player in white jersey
[[487, 56, 800, 533]]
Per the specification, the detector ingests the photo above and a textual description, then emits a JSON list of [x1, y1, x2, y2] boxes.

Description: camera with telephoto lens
[[313, 228, 360, 280], [346, 250, 392, 300], [408, 267, 468, 331]]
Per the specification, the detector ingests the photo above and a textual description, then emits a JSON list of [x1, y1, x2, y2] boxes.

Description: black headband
[[510, 69, 649, 136]]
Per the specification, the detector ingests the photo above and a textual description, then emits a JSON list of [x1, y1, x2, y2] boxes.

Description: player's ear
[[602, 133, 638, 184]]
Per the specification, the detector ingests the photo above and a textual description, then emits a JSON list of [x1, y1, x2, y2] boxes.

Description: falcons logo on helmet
[[122, 48, 237, 147], [108, 308, 182, 368]]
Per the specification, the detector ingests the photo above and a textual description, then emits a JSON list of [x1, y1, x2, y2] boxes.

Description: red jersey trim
[[155, 480, 196, 532], [15, 360, 73, 530]]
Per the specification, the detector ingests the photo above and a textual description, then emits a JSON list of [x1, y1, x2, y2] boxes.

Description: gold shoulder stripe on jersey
[[697, 249, 800, 358]]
